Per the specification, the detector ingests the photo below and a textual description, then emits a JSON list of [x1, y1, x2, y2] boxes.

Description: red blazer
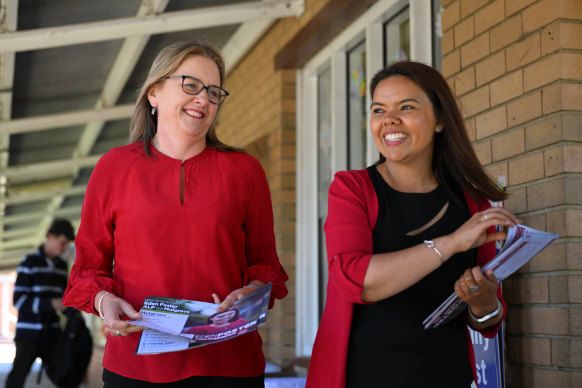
[[306, 169, 506, 388]]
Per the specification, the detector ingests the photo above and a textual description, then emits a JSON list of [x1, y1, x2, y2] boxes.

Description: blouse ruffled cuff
[[245, 264, 289, 308]]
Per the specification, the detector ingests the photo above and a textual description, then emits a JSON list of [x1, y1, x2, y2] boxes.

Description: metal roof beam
[[1, 155, 102, 180], [0, 104, 134, 135], [0, 0, 304, 53]]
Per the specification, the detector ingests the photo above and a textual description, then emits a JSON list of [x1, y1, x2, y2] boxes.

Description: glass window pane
[[347, 40, 367, 170], [384, 7, 410, 65], [317, 65, 332, 316]]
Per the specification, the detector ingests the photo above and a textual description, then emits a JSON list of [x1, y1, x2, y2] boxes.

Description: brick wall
[[441, 0, 582, 386]]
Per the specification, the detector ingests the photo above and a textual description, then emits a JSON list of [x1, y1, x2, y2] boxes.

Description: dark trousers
[[5, 335, 59, 388], [103, 369, 265, 388]]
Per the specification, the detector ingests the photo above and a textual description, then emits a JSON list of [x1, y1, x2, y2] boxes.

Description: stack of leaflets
[[423, 225, 558, 330], [129, 283, 271, 354]]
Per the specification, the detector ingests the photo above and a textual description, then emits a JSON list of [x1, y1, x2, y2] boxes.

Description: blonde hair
[[129, 40, 240, 155]]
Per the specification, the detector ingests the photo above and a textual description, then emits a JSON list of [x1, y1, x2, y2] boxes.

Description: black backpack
[[42, 308, 93, 388]]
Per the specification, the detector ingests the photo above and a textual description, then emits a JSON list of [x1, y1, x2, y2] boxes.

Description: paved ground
[[0, 340, 306, 388]]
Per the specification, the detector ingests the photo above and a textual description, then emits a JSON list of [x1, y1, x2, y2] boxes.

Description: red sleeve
[[324, 170, 378, 304], [63, 149, 125, 315], [462, 191, 507, 338], [241, 157, 288, 308]]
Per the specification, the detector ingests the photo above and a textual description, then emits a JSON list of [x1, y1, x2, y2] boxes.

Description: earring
[[151, 107, 156, 115], [435, 126, 442, 133]]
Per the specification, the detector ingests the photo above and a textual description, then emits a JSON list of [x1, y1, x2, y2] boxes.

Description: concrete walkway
[[0, 340, 306, 388]]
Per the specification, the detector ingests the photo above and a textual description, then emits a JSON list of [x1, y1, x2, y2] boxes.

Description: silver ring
[[469, 285, 480, 293], [115, 330, 121, 336], [483, 211, 489, 220]]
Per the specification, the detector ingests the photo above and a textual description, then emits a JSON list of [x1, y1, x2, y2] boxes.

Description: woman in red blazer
[[306, 61, 520, 388]]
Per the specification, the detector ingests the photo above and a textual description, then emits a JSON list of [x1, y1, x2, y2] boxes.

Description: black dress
[[346, 167, 476, 387]]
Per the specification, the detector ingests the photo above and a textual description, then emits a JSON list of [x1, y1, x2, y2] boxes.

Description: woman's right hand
[[95, 291, 143, 337], [449, 207, 521, 253]]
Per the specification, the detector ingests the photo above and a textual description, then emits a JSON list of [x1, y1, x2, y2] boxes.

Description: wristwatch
[[468, 299, 501, 323]]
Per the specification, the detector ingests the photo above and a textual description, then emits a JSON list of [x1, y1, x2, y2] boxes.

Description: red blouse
[[305, 169, 506, 388], [63, 143, 288, 382]]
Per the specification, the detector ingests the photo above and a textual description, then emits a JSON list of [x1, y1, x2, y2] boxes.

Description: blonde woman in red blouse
[[63, 41, 288, 387]]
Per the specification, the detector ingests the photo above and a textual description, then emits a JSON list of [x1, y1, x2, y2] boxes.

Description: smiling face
[[147, 55, 220, 144], [370, 75, 440, 170], [211, 310, 236, 325]]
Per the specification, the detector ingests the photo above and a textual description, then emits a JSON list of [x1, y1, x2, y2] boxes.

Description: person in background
[[306, 61, 520, 388], [5, 218, 75, 388], [63, 40, 288, 387]]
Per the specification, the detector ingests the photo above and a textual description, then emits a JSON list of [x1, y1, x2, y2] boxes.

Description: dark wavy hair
[[370, 61, 507, 205], [129, 40, 241, 155]]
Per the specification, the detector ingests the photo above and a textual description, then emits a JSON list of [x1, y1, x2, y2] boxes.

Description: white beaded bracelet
[[97, 291, 110, 320]]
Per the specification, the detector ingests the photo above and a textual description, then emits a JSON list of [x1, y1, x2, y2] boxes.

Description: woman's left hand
[[212, 281, 265, 312], [454, 266, 499, 317]]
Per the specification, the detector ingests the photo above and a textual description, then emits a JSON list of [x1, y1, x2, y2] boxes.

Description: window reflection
[[348, 41, 367, 170], [385, 7, 410, 65], [317, 66, 332, 315]]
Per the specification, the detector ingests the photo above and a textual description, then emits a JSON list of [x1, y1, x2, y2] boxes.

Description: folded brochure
[[129, 283, 271, 354], [422, 225, 558, 330]]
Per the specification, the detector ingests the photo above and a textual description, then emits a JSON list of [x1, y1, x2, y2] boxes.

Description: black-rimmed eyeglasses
[[164, 75, 229, 105]]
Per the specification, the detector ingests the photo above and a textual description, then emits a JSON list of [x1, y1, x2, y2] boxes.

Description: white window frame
[[295, 0, 433, 357]]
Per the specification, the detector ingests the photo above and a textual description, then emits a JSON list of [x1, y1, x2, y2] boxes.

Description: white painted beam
[[1, 154, 102, 180], [0, 0, 304, 53], [0, 104, 135, 135], [2, 185, 87, 206]]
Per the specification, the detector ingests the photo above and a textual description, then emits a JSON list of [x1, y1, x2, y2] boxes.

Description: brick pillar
[[441, 0, 582, 386]]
